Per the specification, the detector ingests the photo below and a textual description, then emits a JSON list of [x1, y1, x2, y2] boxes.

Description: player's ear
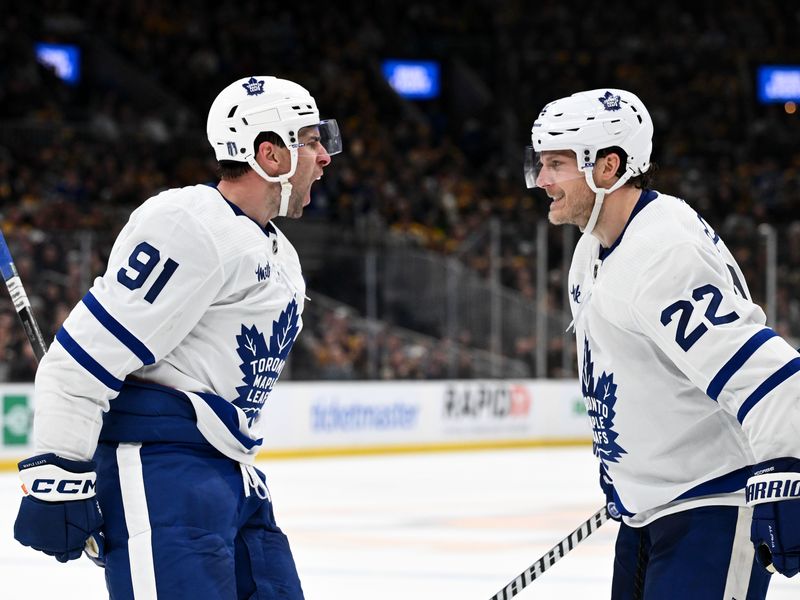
[[256, 141, 288, 177], [597, 152, 621, 186]]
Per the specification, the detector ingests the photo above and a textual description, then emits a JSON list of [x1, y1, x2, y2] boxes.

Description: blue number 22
[[660, 284, 739, 351], [117, 241, 179, 304]]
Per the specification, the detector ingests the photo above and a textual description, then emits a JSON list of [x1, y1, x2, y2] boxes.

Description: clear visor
[[523, 146, 584, 189], [294, 119, 342, 156]]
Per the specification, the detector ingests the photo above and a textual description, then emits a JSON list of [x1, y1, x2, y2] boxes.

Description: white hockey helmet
[[207, 76, 341, 216], [524, 89, 653, 235]]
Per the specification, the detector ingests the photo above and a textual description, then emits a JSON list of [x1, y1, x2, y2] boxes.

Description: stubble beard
[[287, 186, 307, 219], [549, 191, 594, 229]]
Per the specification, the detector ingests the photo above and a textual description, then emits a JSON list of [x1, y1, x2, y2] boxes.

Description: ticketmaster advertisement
[[0, 380, 590, 463]]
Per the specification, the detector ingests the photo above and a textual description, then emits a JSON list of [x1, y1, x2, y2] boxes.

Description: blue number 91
[[117, 241, 179, 304]]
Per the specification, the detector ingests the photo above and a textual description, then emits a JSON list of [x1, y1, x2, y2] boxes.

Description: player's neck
[[217, 176, 280, 227], [592, 186, 642, 248]]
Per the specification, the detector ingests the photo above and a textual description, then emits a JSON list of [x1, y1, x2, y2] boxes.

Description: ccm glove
[[746, 462, 800, 577], [13, 453, 104, 563]]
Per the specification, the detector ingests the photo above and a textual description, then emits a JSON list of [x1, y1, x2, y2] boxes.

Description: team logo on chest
[[582, 337, 627, 463], [233, 299, 300, 425]]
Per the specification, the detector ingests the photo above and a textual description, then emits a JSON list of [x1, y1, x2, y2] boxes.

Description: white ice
[[1, 447, 797, 599]]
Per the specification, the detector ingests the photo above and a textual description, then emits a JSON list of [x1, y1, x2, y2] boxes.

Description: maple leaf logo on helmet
[[241, 77, 265, 96], [598, 91, 621, 111]]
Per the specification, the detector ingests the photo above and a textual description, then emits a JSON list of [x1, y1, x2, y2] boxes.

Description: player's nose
[[536, 173, 552, 189], [317, 145, 331, 168]]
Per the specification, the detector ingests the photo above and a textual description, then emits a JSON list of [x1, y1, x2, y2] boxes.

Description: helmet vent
[[292, 104, 315, 116], [227, 106, 238, 118], [229, 127, 237, 132]]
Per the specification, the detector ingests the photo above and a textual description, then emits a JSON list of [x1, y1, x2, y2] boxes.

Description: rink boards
[[0, 380, 591, 468]]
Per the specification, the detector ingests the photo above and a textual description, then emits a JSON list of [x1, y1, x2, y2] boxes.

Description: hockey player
[[13, 75, 341, 599], [525, 89, 800, 598]]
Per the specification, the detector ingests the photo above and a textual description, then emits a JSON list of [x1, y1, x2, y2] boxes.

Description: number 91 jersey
[[569, 190, 800, 527], [33, 184, 305, 462]]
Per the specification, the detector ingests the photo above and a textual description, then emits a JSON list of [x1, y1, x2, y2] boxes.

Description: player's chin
[[547, 209, 568, 226]]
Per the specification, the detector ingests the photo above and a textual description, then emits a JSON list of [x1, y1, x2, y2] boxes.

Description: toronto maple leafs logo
[[570, 284, 581, 304], [581, 337, 627, 463], [242, 77, 265, 96], [233, 299, 301, 425], [598, 91, 621, 111]]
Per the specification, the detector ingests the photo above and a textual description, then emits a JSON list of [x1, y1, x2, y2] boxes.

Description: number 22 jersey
[[569, 190, 800, 527]]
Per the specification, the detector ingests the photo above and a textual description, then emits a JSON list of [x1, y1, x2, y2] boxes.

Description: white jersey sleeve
[[34, 189, 225, 460], [630, 239, 800, 463]]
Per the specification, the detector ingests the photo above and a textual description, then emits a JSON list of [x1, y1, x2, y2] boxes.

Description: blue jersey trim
[[82, 292, 156, 365], [737, 357, 800, 423], [706, 328, 778, 401], [100, 381, 262, 451], [598, 189, 658, 260], [674, 465, 751, 501], [212, 186, 276, 236], [56, 327, 124, 391], [196, 391, 262, 450]]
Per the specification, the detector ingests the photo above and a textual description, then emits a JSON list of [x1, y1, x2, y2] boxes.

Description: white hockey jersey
[[33, 184, 305, 464], [569, 190, 800, 527]]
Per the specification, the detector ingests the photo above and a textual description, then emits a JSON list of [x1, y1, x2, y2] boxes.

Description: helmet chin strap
[[247, 150, 298, 218], [580, 171, 631, 237], [581, 188, 606, 236], [278, 179, 292, 217]]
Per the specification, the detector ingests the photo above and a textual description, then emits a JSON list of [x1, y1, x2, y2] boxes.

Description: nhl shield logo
[[598, 91, 622, 111], [242, 77, 265, 96]]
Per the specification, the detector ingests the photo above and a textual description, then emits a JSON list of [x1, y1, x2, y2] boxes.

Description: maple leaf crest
[[582, 336, 627, 464], [233, 299, 301, 426], [269, 299, 300, 360]]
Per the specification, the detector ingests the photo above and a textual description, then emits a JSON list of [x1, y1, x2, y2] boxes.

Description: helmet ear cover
[[217, 132, 286, 180]]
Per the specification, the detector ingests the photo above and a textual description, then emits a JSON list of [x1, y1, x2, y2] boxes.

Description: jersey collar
[[598, 189, 658, 260], [208, 183, 277, 237]]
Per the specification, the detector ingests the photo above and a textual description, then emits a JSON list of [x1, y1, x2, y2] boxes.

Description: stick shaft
[[0, 231, 48, 362], [488, 505, 610, 600]]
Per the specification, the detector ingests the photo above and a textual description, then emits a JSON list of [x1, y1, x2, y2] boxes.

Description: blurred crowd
[[1, 1, 800, 381]]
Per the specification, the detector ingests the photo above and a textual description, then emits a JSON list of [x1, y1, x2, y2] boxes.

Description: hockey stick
[[0, 231, 48, 362], [488, 505, 611, 600]]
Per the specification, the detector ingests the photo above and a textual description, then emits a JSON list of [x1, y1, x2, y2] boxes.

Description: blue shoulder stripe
[[737, 357, 800, 423], [82, 292, 155, 365], [707, 328, 778, 401], [56, 327, 124, 391]]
